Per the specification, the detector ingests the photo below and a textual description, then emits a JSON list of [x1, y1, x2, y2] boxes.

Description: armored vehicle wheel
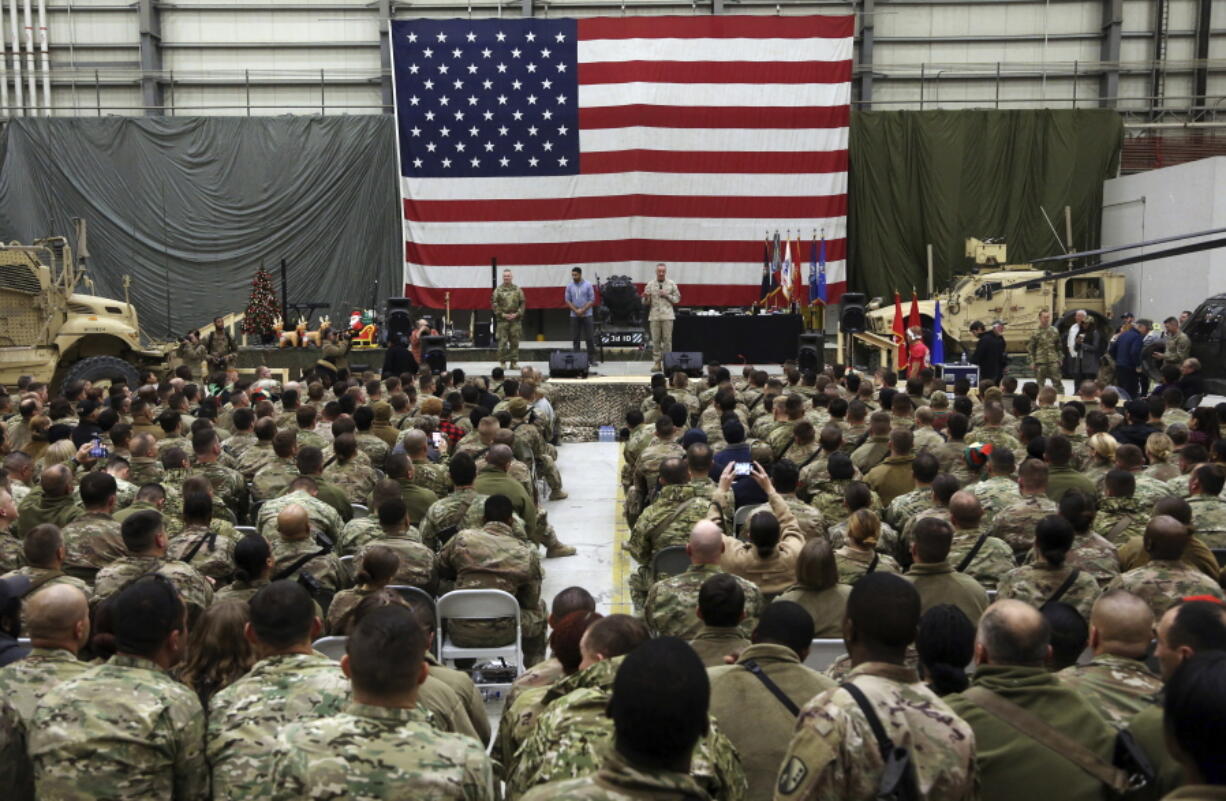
[[63, 355, 141, 390]]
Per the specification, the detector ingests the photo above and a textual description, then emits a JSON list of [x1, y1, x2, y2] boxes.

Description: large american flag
[[391, 15, 851, 309]]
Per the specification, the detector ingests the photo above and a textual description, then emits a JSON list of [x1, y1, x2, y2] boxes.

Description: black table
[[673, 313, 803, 364]]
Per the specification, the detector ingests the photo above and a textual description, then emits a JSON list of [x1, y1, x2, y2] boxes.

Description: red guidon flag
[[893, 291, 908, 371], [392, 15, 853, 309]]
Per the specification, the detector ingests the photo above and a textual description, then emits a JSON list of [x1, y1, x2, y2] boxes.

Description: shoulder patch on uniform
[[778, 755, 808, 795]]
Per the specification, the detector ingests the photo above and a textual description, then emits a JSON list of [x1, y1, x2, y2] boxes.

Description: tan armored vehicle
[[865, 238, 1125, 358], [0, 236, 168, 389]]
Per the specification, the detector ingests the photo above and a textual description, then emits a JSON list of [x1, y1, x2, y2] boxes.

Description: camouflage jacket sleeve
[[172, 688, 210, 801]]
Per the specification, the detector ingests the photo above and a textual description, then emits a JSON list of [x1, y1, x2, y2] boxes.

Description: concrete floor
[[540, 441, 628, 614]]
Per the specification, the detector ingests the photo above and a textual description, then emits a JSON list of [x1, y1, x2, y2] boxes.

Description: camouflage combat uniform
[[411, 457, 454, 498], [1063, 531, 1123, 586], [628, 484, 717, 608], [323, 457, 379, 504], [270, 702, 496, 801], [271, 537, 348, 594], [520, 747, 711, 801], [235, 442, 276, 482], [947, 527, 1015, 590], [438, 520, 546, 664], [222, 432, 258, 460], [252, 456, 299, 502], [1032, 406, 1061, 437], [626, 439, 685, 526], [1187, 493, 1226, 547], [418, 488, 491, 551], [166, 522, 240, 582], [355, 432, 390, 468], [59, 511, 127, 577], [190, 460, 248, 518], [493, 281, 527, 367], [507, 656, 746, 801], [207, 652, 351, 801], [0, 647, 90, 725], [885, 486, 934, 531], [774, 661, 977, 801], [1027, 324, 1063, 388], [996, 562, 1102, 621], [827, 518, 900, 560], [354, 531, 437, 592], [986, 493, 1058, 555], [93, 555, 215, 617], [808, 479, 883, 522], [256, 489, 344, 543], [834, 546, 902, 585], [1133, 473, 1175, 510], [643, 562, 763, 639], [1160, 329, 1191, 367], [739, 493, 827, 542], [1105, 559, 1225, 617], [29, 653, 208, 801], [968, 476, 1021, 526], [1093, 497, 1147, 545], [1056, 654, 1162, 729]]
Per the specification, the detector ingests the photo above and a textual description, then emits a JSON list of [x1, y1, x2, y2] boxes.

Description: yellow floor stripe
[[610, 448, 633, 614]]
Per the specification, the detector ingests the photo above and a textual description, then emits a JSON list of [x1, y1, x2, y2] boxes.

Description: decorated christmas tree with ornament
[[243, 266, 279, 342]]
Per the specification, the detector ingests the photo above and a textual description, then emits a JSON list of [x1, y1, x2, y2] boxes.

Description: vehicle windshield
[[1187, 304, 1225, 338]]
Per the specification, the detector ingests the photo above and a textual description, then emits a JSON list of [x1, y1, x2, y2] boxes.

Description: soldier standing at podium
[[642, 262, 681, 373], [492, 269, 526, 370]]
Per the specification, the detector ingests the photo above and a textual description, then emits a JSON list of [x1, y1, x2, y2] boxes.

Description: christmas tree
[[243, 266, 279, 340]]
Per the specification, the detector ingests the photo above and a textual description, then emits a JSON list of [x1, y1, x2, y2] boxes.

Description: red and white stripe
[[403, 14, 852, 309]]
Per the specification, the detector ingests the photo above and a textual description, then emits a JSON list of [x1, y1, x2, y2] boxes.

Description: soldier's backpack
[[840, 681, 920, 801]]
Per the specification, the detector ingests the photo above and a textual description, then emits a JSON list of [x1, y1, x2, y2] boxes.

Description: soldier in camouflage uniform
[[1105, 515, 1224, 617], [519, 638, 727, 801], [60, 472, 126, 583], [986, 459, 1059, 556], [353, 407, 390, 468], [207, 581, 351, 801], [322, 433, 379, 504], [188, 428, 248, 520], [269, 504, 348, 595], [625, 419, 685, 527], [353, 498, 437, 593], [418, 455, 493, 552], [627, 458, 714, 609], [1156, 316, 1191, 368], [252, 431, 300, 502], [643, 526, 763, 639], [438, 494, 546, 665], [165, 492, 239, 583], [509, 397, 567, 500], [1186, 463, 1226, 547], [221, 408, 257, 459], [235, 422, 277, 481], [883, 452, 940, 531], [15, 466, 83, 538], [93, 511, 215, 620], [967, 448, 1021, 526], [972, 403, 1023, 455], [1094, 470, 1148, 545], [402, 430, 453, 498], [29, 576, 208, 801], [269, 603, 496, 801], [493, 269, 527, 368], [507, 646, 746, 801], [256, 479, 345, 544], [1055, 590, 1162, 728], [775, 574, 977, 801], [997, 515, 1103, 621], [0, 583, 91, 723], [945, 491, 1015, 590], [1027, 309, 1064, 389]]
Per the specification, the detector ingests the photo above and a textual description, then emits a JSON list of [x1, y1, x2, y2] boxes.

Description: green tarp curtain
[[847, 109, 1123, 301], [0, 116, 401, 340]]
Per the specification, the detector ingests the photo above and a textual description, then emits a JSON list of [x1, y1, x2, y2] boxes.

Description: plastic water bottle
[[598, 425, 615, 442]]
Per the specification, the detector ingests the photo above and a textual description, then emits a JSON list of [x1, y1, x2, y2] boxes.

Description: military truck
[[864, 238, 1125, 359], [0, 237, 169, 390]]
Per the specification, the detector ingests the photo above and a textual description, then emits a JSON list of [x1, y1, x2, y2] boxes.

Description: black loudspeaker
[[840, 292, 867, 334], [549, 351, 590, 378], [385, 298, 413, 344], [421, 335, 447, 374], [798, 333, 824, 372], [663, 351, 704, 377]]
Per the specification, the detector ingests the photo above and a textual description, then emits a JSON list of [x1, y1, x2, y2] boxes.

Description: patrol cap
[[991, 319, 1006, 328], [507, 397, 529, 418], [0, 574, 31, 613], [1121, 312, 1135, 320]]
